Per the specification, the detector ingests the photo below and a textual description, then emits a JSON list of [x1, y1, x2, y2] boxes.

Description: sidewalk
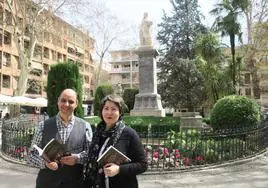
[[0, 151, 268, 188]]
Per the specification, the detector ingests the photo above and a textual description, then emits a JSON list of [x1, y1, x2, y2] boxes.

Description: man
[[28, 88, 92, 188]]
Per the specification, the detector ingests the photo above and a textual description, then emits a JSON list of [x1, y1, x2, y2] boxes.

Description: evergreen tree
[[93, 85, 113, 116], [47, 62, 83, 118], [157, 0, 207, 62], [156, 0, 208, 110], [158, 58, 205, 111]]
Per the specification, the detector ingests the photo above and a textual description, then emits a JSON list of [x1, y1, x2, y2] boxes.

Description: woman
[[84, 95, 147, 188]]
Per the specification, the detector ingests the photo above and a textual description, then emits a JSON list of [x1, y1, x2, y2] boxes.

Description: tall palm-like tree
[[195, 33, 233, 106], [210, 0, 246, 89]]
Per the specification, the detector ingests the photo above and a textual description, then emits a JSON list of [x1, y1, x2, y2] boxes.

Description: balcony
[[110, 67, 139, 73]]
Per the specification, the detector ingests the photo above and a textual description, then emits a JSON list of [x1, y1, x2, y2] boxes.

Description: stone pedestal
[[130, 46, 165, 117], [174, 112, 203, 130]]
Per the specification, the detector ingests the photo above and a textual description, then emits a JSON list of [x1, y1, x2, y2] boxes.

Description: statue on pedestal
[[139, 12, 153, 47]]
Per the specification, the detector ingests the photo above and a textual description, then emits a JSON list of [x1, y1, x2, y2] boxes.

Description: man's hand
[[45, 161, 58, 171], [60, 154, 78, 166]]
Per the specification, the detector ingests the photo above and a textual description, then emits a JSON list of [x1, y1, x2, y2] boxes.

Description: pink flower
[[175, 149, 180, 159], [183, 157, 191, 166], [153, 151, 159, 158], [163, 148, 169, 157], [195, 155, 204, 161]]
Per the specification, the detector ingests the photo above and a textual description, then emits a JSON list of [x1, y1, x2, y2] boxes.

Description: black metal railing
[[1, 114, 46, 162], [1, 117, 268, 171]]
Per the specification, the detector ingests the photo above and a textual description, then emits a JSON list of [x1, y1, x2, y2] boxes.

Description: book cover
[[97, 145, 131, 167], [33, 138, 71, 163]]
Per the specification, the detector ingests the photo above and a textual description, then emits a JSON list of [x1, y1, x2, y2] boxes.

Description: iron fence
[[1, 117, 268, 171]]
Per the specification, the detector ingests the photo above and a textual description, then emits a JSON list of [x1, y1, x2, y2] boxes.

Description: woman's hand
[[45, 161, 58, 171], [104, 163, 120, 177]]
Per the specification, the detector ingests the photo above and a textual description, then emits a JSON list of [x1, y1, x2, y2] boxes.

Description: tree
[[156, 0, 208, 110], [158, 58, 205, 111], [47, 62, 83, 118], [157, 0, 207, 61], [122, 88, 139, 113], [241, 0, 268, 44], [240, 0, 268, 99], [71, 1, 134, 88], [3, 0, 87, 96], [210, 0, 246, 88], [93, 84, 113, 116], [195, 32, 233, 106]]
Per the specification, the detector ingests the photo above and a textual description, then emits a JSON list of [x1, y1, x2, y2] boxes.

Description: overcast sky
[[104, 0, 221, 49], [105, 0, 217, 25]]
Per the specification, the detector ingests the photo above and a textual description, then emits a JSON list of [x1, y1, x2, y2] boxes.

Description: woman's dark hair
[[99, 94, 126, 121]]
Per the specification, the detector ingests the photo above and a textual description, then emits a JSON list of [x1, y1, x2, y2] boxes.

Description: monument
[[130, 12, 165, 117]]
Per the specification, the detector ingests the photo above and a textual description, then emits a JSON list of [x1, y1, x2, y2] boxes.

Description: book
[[97, 145, 131, 167], [33, 138, 71, 163]]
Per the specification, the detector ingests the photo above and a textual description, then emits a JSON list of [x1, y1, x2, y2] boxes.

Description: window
[[244, 73, 251, 84], [2, 52, 11, 67], [43, 64, 49, 75], [4, 11, 12, 25], [0, 31, 12, 45], [26, 79, 41, 94], [43, 47, 49, 58], [44, 32, 50, 42], [2, 75, 11, 88], [34, 45, 42, 59], [245, 88, 251, 97], [84, 76, 89, 84]]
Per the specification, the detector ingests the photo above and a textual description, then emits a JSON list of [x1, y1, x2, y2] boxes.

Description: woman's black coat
[[100, 126, 147, 188]]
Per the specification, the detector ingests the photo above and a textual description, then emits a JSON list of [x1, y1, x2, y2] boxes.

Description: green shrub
[[86, 115, 181, 137], [122, 88, 139, 112], [210, 95, 261, 129], [47, 62, 83, 118], [93, 85, 113, 115]]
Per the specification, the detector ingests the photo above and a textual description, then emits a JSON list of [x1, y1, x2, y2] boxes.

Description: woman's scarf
[[84, 119, 126, 187]]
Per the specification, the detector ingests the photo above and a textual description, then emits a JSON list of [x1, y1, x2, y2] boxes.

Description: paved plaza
[[1, 121, 268, 187], [0, 152, 268, 188]]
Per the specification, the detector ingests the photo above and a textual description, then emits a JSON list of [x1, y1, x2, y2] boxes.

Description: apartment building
[[0, 0, 96, 101], [237, 22, 268, 108], [109, 50, 139, 90]]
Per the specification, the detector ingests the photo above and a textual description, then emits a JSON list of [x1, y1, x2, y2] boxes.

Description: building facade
[[109, 49, 139, 90], [237, 22, 268, 108], [0, 0, 96, 101]]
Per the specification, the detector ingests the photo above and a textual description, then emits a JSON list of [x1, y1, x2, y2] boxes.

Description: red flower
[[153, 151, 159, 158], [183, 157, 191, 166], [175, 149, 180, 159], [195, 155, 204, 161], [163, 148, 169, 157]]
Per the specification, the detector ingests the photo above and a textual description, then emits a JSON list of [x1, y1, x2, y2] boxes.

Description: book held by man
[[97, 145, 131, 167], [33, 138, 71, 163]]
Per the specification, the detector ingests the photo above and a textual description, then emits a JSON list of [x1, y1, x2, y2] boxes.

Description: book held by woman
[[97, 145, 131, 167]]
